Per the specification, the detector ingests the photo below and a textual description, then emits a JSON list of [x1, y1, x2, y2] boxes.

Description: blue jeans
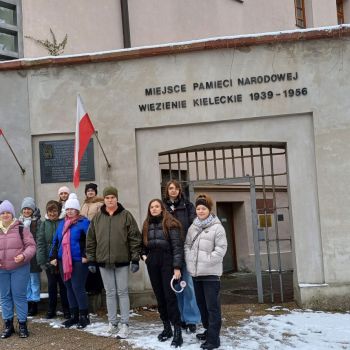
[[176, 265, 201, 324], [193, 279, 221, 347], [59, 261, 89, 310], [27, 272, 41, 302], [0, 264, 30, 322]]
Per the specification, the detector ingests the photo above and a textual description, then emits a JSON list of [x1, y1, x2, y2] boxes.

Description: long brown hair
[[164, 180, 182, 200], [142, 199, 182, 245]]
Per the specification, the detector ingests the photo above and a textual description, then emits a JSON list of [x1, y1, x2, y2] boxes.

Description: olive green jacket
[[36, 217, 61, 266], [86, 203, 142, 266]]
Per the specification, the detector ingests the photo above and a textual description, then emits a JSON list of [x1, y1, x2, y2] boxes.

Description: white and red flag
[[73, 95, 95, 188]]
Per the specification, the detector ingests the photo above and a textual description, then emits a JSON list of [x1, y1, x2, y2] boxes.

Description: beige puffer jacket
[[185, 215, 227, 277], [80, 197, 104, 220]]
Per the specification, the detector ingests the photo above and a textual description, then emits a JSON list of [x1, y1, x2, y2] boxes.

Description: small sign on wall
[[39, 139, 95, 183]]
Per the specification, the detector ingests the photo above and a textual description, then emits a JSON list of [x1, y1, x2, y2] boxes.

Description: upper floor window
[[295, 0, 306, 28], [337, 0, 345, 24], [0, 0, 22, 60]]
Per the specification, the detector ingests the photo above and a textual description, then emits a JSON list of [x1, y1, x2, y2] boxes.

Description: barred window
[[295, 0, 306, 28], [0, 0, 22, 60]]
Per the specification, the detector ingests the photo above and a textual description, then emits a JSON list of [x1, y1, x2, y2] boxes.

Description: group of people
[[0, 180, 227, 350]]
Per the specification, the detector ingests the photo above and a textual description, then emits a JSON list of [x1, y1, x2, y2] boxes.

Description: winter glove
[[88, 265, 97, 274], [130, 262, 139, 273]]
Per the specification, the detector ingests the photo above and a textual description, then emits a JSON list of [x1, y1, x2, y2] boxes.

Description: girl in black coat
[[142, 199, 184, 348]]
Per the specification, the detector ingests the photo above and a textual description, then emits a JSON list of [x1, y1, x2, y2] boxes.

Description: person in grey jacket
[[185, 194, 227, 350]]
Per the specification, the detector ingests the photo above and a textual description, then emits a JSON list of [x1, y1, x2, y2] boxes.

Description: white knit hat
[[65, 193, 80, 211]]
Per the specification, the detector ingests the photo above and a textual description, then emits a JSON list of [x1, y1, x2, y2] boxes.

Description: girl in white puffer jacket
[[185, 194, 227, 350]]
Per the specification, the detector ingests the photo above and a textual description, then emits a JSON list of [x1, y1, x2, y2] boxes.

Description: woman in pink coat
[[0, 200, 36, 339]]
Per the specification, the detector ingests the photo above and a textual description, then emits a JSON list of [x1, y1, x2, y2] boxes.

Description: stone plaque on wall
[[39, 139, 95, 183]]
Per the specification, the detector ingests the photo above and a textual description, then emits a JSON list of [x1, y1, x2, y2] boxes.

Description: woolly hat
[[195, 196, 212, 211], [0, 200, 16, 217], [58, 186, 70, 195], [21, 196, 36, 211], [103, 186, 118, 198], [85, 183, 98, 195], [65, 193, 80, 211]]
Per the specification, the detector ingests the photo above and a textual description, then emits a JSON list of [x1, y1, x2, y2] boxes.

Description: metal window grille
[[159, 143, 292, 303]]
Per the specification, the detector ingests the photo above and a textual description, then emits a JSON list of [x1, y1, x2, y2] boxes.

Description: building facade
[[1, 0, 349, 60], [1, 25, 350, 309]]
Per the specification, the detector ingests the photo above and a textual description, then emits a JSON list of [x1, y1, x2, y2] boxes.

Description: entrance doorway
[[159, 142, 293, 303], [216, 201, 237, 272]]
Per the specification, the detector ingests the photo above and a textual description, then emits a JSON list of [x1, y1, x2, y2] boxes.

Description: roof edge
[[1, 25, 350, 71]]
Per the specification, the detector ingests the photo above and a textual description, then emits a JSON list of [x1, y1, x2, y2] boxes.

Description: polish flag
[[73, 95, 95, 188], [0, 128, 3, 136]]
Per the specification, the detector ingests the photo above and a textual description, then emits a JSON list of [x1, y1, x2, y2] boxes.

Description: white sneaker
[[107, 322, 119, 335], [116, 323, 129, 339]]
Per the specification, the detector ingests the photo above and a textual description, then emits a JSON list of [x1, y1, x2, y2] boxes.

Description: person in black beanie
[[80, 183, 104, 221], [80, 183, 104, 296]]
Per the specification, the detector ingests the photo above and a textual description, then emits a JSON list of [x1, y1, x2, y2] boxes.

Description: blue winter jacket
[[50, 216, 90, 262]]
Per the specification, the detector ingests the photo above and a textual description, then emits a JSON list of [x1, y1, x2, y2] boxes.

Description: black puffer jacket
[[143, 217, 184, 269], [164, 197, 196, 237]]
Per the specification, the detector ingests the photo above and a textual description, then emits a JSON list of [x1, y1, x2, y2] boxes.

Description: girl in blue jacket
[[50, 194, 90, 329]]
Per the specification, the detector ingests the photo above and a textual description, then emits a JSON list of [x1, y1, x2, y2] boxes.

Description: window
[[295, 0, 306, 28], [0, 0, 22, 60], [337, 0, 345, 24]]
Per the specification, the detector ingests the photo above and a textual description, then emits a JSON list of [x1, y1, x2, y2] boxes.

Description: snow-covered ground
[[31, 306, 350, 349]]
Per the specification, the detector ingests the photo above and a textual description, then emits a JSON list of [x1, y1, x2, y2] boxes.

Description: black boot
[[196, 330, 207, 341], [28, 302, 38, 316], [1, 319, 14, 339], [158, 320, 173, 342], [201, 342, 220, 350], [18, 321, 29, 338], [61, 308, 79, 328], [171, 325, 183, 348], [63, 308, 71, 320], [46, 309, 56, 319], [77, 309, 90, 329]]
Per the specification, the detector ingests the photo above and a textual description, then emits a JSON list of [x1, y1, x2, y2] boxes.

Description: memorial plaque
[[39, 139, 95, 183]]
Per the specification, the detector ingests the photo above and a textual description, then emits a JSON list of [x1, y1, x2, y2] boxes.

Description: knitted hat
[[65, 193, 80, 211], [21, 196, 36, 211], [103, 186, 118, 198], [58, 186, 70, 195], [85, 183, 98, 195], [0, 200, 16, 217], [195, 195, 212, 211]]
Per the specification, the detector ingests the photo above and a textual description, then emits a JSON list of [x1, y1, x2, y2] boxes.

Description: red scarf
[[61, 217, 79, 281]]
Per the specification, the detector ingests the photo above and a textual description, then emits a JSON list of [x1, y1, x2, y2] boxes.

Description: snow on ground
[[32, 307, 350, 349]]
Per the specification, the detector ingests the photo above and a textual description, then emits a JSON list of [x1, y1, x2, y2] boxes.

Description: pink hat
[[58, 186, 70, 195]]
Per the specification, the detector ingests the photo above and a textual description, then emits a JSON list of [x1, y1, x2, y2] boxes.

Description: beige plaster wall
[[19, 0, 342, 58], [22, 0, 123, 57], [128, 0, 296, 46], [2, 31, 350, 307], [305, 0, 338, 28]]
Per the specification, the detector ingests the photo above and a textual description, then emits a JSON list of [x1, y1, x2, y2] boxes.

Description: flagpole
[[0, 129, 26, 174], [94, 131, 112, 168]]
